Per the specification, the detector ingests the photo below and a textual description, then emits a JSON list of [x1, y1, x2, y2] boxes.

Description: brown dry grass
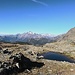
[[1, 40, 75, 75]]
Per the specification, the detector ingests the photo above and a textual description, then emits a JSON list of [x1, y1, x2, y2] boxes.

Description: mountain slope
[[58, 27, 75, 42]]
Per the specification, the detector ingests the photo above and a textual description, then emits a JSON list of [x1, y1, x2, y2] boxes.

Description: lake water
[[40, 52, 75, 63]]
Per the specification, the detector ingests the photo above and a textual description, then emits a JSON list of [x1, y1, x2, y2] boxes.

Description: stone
[[70, 69, 74, 71], [27, 50, 35, 55], [15, 63, 19, 68], [0, 47, 2, 50], [0, 68, 4, 74], [37, 55, 44, 59], [9, 53, 33, 71], [3, 49, 12, 55]]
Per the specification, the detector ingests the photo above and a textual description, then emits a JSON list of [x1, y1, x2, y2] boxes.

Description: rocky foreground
[[0, 41, 75, 75]]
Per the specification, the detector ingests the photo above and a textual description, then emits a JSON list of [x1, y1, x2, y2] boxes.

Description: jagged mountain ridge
[[0, 31, 59, 45]]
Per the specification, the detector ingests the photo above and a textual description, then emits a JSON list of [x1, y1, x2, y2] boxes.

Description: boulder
[[3, 49, 12, 54], [10, 53, 32, 71], [0, 53, 44, 75], [37, 55, 44, 59], [0, 62, 12, 75]]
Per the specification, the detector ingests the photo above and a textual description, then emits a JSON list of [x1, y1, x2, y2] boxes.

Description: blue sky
[[0, 0, 75, 35]]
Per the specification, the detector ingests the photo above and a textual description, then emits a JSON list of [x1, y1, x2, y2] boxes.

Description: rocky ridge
[[58, 27, 75, 42]]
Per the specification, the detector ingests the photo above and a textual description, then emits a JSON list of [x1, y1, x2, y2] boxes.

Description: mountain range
[[0, 31, 60, 45], [1, 26, 75, 46]]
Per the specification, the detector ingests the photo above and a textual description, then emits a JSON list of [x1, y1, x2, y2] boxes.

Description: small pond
[[39, 52, 75, 63]]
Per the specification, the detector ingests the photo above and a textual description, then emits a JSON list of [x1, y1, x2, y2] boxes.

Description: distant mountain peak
[[27, 31, 34, 34], [22, 31, 35, 35], [0, 31, 59, 45]]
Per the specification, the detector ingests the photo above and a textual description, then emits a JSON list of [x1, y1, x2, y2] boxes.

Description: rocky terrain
[[0, 27, 75, 75], [59, 27, 75, 42]]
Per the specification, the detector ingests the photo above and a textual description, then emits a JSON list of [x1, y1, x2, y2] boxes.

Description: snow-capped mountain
[[0, 31, 59, 45]]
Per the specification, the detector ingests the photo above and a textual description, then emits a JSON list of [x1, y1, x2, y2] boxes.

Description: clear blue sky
[[0, 0, 75, 35]]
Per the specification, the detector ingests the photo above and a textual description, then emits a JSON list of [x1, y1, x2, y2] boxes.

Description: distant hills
[[0, 31, 60, 45]]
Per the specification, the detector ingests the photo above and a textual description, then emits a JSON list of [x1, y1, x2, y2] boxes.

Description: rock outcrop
[[0, 53, 44, 75]]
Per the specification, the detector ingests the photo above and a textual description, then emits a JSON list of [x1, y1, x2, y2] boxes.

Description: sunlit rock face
[[58, 27, 75, 42]]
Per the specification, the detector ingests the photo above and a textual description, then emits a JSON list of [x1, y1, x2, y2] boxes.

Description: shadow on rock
[[11, 53, 44, 73], [0, 53, 44, 75]]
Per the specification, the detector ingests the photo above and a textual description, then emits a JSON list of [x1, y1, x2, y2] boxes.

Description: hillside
[[58, 27, 75, 42]]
